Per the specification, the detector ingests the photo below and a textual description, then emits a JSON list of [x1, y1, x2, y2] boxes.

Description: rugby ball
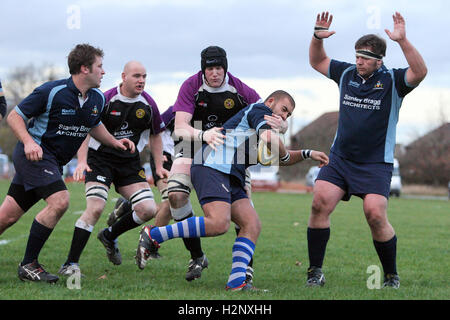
[[257, 139, 277, 166]]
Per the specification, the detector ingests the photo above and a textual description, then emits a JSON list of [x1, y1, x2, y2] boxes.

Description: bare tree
[[0, 63, 64, 157]]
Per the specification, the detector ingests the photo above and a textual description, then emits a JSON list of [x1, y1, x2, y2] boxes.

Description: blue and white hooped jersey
[[193, 103, 272, 186], [328, 59, 417, 164], [15, 77, 105, 165]]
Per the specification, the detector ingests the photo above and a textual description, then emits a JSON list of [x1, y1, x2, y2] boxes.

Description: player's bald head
[[123, 60, 146, 74], [121, 61, 147, 98]]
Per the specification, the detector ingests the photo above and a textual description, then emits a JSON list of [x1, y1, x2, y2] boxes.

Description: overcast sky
[[1, 0, 449, 144]]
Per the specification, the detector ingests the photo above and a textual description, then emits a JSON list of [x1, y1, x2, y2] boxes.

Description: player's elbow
[[409, 64, 428, 86], [418, 65, 428, 81], [409, 69, 427, 87]]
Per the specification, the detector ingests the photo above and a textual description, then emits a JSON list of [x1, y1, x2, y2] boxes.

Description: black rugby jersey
[[88, 86, 163, 158]]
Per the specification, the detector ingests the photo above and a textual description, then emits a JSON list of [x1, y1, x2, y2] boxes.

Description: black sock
[[105, 211, 140, 241], [373, 235, 397, 275], [21, 219, 53, 265], [66, 227, 92, 264], [307, 227, 330, 269], [176, 213, 203, 259], [182, 238, 204, 260], [235, 225, 253, 268]]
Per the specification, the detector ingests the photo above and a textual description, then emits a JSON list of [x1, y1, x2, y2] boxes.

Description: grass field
[[0, 179, 448, 301]]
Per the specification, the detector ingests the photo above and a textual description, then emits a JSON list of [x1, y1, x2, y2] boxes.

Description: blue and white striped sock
[[226, 237, 255, 289], [150, 216, 206, 244]]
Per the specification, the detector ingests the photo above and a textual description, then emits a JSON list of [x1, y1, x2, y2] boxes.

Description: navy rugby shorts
[[316, 152, 393, 200], [191, 165, 248, 206], [12, 142, 64, 191]]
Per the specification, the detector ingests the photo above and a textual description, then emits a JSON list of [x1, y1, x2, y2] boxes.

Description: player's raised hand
[[314, 11, 336, 39], [385, 12, 406, 42]]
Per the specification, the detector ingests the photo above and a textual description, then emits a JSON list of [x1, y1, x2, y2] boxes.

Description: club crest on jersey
[[224, 98, 235, 109], [91, 105, 99, 116], [136, 109, 145, 119], [138, 170, 146, 179], [374, 81, 384, 90]]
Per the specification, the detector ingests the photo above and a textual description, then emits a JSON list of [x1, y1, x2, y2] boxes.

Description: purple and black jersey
[[161, 106, 175, 133], [173, 71, 261, 128], [88, 86, 164, 158], [328, 59, 416, 163], [173, 71, 262, 158], [15, 77, 105, 166]]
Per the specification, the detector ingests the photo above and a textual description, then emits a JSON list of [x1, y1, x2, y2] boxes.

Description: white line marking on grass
[[0, 235, 27, 246]]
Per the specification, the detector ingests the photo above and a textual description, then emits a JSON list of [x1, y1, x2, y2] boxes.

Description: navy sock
[[66, 227, 92, 264], [307, 227, 330, 269], [176, 214, 204, 259], [21, 219, 53, 265], [105, 211, 140, 240], [373, 235, 397, 275]]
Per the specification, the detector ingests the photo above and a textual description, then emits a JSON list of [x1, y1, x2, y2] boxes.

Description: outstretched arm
[[90, 123, 135, 153], [385, 12, 427, 86], [258, 129, 329, 167], [309, 11, 336, 76], [278, 149, 329, 167]]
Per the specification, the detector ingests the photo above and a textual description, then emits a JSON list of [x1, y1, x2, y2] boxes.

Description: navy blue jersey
[[15, 77, 105, 165], [328, 59, 416, 163], [193, 102, 271, 186]]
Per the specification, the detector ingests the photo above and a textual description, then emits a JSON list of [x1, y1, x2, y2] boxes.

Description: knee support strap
[[129, 188, 154, 209], [167, 173, 193, 195], [160, 187, 169, 201], [85, 185, 108, 202]]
